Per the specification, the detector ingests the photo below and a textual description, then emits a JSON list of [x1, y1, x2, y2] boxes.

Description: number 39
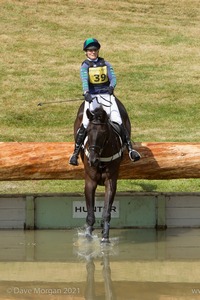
[[94, 74, 107, 82]]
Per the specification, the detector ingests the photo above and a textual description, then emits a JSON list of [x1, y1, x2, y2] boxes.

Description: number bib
[[89, 66, 108, 84]]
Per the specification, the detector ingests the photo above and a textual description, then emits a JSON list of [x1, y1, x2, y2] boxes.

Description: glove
[[84, 92, 93, 103], [107, 86, 114, 95]]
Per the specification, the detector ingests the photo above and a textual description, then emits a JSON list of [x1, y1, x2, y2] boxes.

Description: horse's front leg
[[101, 179, 117, 243], [84, 177, 97, 239]]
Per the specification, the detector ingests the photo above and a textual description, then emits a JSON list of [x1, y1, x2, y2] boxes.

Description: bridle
[[84, 120, 123, 163], [86, 120, 108, 159]]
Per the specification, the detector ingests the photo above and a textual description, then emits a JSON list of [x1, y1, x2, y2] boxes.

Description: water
[[0, 228, 200, 299]]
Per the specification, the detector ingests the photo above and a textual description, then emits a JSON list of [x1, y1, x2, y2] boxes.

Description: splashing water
[[73, 228, 119, 261]]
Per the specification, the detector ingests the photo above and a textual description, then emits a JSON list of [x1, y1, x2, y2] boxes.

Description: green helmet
[[83, 38, 101, 51]]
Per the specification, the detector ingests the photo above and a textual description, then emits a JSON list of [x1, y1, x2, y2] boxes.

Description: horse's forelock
[[92, 107, 107, 123]]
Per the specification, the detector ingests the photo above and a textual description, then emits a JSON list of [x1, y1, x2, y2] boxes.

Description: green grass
[[0, 0, 200, 193]]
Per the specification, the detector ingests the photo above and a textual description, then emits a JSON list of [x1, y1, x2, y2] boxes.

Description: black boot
[[120, 124, 141, 162], [69, 124, 86, 166]]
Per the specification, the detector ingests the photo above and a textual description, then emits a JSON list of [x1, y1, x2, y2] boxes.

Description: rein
[[93, 95, 112, 108]]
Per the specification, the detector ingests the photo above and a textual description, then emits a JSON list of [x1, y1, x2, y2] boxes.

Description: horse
[[74, 97, 131, 243]]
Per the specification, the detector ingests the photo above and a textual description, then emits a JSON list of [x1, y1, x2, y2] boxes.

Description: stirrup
[[129, 149, 141, 162]]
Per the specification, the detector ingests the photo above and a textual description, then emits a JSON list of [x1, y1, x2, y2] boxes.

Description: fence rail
[[0, 142, 200, 180]]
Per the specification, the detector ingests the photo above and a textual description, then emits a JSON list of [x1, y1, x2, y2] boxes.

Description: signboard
[[73, 200, 119, 218]]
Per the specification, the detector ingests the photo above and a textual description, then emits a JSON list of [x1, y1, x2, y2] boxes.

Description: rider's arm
[[80, 62, 89, 94], [105, 61, 117, 88]]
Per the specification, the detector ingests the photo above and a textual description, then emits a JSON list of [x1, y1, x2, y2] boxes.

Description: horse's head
[[86, 106, 109, 167]]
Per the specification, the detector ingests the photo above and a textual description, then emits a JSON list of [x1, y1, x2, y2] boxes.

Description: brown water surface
[[0, 228, 200, 299]]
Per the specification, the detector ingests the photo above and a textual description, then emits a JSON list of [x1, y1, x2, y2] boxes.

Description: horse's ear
[[86, 109, 94, 121], [99, 108, 108, 122], [102, 109, 108, 119]]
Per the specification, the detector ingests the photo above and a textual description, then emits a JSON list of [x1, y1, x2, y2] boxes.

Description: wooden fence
[[0, 142, 200, 180]]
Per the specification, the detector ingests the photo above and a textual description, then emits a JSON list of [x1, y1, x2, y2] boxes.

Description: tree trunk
[[0, 142, 199, 180]]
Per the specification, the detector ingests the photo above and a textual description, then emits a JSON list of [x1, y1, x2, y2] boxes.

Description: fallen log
[[0, 142, 200, 180]]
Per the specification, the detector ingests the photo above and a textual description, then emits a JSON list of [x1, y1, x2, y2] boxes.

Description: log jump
[[0, 142, 199, 181]]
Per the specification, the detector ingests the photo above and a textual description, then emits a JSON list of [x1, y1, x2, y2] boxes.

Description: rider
[[69, 38, 141, 166]]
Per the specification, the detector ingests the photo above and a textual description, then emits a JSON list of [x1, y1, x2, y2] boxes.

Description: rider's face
[[86, 49, 99, 60]]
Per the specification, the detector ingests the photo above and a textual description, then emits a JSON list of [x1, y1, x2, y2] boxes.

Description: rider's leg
[[120, 123, 141, 162], [69, 97, 99, 166], [108, 95, 141, 162], [69, 124, 87, 166], [69, 100, 90, 166]]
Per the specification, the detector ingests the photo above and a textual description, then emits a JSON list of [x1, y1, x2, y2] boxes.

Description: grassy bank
[[0, 0, 199, 193]]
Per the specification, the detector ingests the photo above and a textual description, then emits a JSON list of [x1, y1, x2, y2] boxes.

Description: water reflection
[[0, 229, 200, 299], [74, 230, 118, 299], [84, 251, 116, 300]]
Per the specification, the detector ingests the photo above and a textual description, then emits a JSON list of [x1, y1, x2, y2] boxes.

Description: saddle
[[109, 121, 121, 135], [109, 121, 125, 145]]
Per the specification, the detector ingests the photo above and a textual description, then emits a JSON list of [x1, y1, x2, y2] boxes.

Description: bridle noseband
[[88, 144, 103, 156]]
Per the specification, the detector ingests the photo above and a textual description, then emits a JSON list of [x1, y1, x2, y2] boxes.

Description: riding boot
[[120, 123, 141, 162], [69, 124, 87, 166]]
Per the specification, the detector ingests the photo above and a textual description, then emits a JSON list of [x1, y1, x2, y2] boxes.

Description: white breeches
[[82, 94, 122, 128]]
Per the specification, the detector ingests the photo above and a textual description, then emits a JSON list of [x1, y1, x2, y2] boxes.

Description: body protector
[[81, 58, 110, 94]]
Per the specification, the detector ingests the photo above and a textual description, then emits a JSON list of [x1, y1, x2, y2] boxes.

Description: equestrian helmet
[[83, 38, 101, 51]]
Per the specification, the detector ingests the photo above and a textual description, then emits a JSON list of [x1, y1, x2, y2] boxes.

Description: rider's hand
[[107, 86, 114, 95], [84, 92, 93, 103]]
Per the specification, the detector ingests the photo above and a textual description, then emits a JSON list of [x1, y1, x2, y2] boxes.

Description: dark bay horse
[[74, 98, 131, 242]]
